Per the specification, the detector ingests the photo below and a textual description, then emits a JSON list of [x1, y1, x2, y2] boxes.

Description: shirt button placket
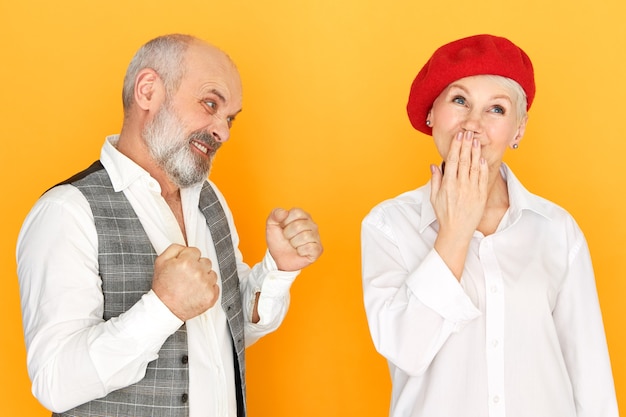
[[481, 238, 506, 417]]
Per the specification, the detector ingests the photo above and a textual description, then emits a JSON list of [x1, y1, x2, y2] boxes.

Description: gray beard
[[143, 103, 219, 188]]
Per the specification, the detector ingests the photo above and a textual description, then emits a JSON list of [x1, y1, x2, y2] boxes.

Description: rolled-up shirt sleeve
[[240, 251, 298, 346], [215, 188, 298, 347]]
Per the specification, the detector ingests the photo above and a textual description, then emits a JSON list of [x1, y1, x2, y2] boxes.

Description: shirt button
[[181, 354, 189, 364], [493, 395, 500, 403], [181, 393, 189, 403], [490, 285, 498, 293], [491, 339, 499, 347]]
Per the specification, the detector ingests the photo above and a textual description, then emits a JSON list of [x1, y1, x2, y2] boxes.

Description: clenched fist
[[152, 244, 220, 321], [266, 208, 323, 272]]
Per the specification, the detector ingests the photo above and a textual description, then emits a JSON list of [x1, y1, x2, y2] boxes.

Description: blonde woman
[[361, 34, 618, 417]]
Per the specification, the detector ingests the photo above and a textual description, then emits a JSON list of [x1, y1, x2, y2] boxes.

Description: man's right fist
[[152, 244, 220, 321]]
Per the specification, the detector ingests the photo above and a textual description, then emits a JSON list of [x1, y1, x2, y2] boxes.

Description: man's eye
[[205, 101, 217, 110], [227, 116, 235, 127]]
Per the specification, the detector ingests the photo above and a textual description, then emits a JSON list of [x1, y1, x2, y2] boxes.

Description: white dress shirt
[[361, 164, 618, 417], [17, 135, 298, 416]]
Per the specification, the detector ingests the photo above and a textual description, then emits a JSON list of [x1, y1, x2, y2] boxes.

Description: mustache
[[188, 130, 221, 153]]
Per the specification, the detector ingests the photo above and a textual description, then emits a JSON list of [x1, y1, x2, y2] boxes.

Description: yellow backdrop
[[1, 0, 624, 415]]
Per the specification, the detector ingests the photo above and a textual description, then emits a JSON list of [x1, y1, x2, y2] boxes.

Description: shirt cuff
[[258, 250, 299, 298], [113, 290, 184, 350], [87, 290, 184, 387], [407, 249, 481, 323]]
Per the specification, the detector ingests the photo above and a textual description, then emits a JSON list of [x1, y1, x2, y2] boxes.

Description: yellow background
[[1, 0, 624, 415]]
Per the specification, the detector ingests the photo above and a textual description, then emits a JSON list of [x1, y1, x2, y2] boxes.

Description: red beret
[[406, 34, 535, 135]]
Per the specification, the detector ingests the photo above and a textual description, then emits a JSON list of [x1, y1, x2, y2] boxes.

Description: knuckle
[[187, 247, 201, 256]]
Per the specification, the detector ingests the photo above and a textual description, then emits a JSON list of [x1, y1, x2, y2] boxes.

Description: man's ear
[[134, 68, 164, 111]]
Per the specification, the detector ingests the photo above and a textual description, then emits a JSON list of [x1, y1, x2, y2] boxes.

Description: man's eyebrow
[[206, 88, 242, 115], [209, 88, 226, 103]]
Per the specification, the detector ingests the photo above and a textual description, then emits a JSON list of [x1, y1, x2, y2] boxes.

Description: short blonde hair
[[484, 75, 528, 122]]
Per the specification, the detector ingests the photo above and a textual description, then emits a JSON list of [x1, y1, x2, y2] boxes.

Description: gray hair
[[484, 75, 528, 122], [121, 34, 197, 114]]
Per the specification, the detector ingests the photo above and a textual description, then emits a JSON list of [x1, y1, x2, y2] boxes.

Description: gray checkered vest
[[53, 161, 246, 417]]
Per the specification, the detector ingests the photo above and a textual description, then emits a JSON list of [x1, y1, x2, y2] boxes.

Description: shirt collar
[[500, 163, 552, 223], [418, 163, 551, 233], [100, 135, 151, 192], [99, 135, 204, 200]]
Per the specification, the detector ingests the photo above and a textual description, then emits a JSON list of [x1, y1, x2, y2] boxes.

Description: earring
[[426, 120, 431, 126], [512, 143, 519, 149]]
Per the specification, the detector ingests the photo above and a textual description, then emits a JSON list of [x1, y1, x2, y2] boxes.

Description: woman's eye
[[452, 96, 466, 105], [491, 106, 505, 114]]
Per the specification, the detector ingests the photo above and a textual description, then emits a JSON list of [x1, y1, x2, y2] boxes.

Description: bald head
[[121, 34, 238, 115]]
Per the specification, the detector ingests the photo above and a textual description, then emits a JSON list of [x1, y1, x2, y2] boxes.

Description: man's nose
[[210, 116, 231, 143]]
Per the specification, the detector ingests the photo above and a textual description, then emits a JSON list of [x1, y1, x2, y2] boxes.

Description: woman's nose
[[461, 110, 482, 133]]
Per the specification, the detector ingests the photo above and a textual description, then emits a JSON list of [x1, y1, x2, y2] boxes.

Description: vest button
[[181, 354, 189, 364], [181, 393, 188, 403]]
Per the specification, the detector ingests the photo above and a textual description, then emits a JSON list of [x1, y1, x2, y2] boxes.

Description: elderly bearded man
[[17, 33, 323, 417]]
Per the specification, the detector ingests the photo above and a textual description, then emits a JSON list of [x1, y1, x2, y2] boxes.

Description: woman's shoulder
[[362, 183, 431, 228], [506, 165, 580, 228], [368, 184, 428, 212], [520, 188, 586, 242]]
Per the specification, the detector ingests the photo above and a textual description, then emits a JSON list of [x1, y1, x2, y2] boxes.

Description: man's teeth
[[193, 141, 208, 154]]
